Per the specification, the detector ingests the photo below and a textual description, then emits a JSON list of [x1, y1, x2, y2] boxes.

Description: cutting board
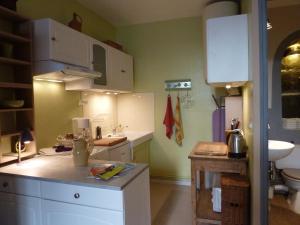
[[193, 142, 228, 156], [93, 137, 127, 146]]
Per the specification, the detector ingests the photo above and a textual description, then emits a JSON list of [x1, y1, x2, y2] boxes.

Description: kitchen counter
[[103, 131, 153, 148], [90, 131, 153, 160], [0, 155, 148, 190], [124, 131, 153, 148]]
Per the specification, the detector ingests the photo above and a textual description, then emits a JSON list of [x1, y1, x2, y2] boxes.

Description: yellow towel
[[175, 96, 184, 145]]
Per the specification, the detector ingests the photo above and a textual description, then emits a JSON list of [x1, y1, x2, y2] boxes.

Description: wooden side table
[[189, 149, 248, 225]]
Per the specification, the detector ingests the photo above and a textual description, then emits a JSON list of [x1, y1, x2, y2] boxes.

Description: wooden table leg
[[191, 161, 197, 225]]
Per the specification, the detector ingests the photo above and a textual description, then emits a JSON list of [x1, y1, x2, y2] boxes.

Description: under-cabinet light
[[225, 84, 232, 89], [34, 78, 63, 83]]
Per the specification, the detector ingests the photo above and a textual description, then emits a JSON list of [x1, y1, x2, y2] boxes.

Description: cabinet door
[[123, 169, 151, 225], [91, 41, 107, 86], [132, 142, 150, 164], [50, 20, 90, 67], [0, 192, 42, 225], [109, 143, 131, 162], [108, 47, 133, 92], [42, 199, 123, 225], [206, 14, 248, 85]]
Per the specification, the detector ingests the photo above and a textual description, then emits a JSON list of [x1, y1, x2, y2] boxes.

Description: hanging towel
[[163, 94, 174, 139], [175, 96, 184, 145], [212, 107, 225, 142]]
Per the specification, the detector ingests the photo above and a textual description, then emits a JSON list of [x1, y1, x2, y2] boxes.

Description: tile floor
[[150, 181, 192, 225]]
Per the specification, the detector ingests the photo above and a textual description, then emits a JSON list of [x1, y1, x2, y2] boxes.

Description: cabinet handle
[[51, 37, 56, 41], [230, 202, 240, 207], [74, 193, 80, 199], [121, 70, 126, 73], [2, 182, 8, 188]]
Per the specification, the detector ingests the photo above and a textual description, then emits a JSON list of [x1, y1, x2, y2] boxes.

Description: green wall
[[16, 0, 116, 149], [117, 17, 215, 179], [18, 0, 115, 41]]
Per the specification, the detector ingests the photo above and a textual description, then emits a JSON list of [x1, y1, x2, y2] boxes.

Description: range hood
[[33, 61, 101, 82]]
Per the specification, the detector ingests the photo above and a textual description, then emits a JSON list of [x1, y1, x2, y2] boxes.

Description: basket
[[221, 174, 250, 225]]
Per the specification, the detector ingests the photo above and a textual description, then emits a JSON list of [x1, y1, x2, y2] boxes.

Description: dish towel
[[175, 96, 184, 145], [163, 94, 174, 139]]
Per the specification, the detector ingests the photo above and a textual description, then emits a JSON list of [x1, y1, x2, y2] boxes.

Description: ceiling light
[[225, 84, 231, 89]]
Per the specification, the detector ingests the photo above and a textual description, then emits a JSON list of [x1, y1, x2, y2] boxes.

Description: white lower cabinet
[[0, 168, 150, 225], [109, 143, 131, 162], [0, 192, 42, 225], [42, 200, 123, 225]]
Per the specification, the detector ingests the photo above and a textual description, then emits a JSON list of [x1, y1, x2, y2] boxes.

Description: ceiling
[[76, 0, 300, 27], [77, 0, 209, 26]]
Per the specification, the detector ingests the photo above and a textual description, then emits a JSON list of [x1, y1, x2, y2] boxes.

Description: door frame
[[258, 0, 269, 224]]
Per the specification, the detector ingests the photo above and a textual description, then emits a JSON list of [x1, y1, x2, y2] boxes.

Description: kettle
[[227, 129, 247, 158]]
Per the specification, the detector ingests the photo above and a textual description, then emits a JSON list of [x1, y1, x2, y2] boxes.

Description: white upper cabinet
[[33, 18, 90, 68], [34, 18, 134, 92], [66, 39, 134, 92], [90, 39, 108, 87], [108, 47, 134, 92], [206, 14, 248, 86]]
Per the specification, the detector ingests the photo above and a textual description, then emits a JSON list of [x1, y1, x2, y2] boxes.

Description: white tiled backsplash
[[117, 93, 154, 132], [82, 92, 118, 138], [82, 92, 154, 138]]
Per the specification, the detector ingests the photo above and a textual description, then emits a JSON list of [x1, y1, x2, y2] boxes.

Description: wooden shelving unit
[[0, 82, 32, 89], [0, 107, 32, 112], [0, 56, 31, 65], [0, 30, 31, 43], [0, 6, 35, 165], [0, 5, 29, 22]]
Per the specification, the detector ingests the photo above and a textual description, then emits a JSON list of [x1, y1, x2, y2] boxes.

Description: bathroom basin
[[269, 140, 295, 161]]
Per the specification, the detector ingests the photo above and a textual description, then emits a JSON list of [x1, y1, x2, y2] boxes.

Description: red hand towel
[[163, 95, 174, 139]]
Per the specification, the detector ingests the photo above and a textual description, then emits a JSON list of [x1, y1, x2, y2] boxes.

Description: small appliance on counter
[[72, 117, 92, 140], [96, 126, 102, 140], [227, 129, 247, 158]]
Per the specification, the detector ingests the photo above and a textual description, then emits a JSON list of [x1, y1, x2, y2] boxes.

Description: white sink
[[268, 140, 295, 161]]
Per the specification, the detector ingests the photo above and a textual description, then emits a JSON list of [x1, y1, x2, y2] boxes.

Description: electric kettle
[[227, 129, 247, 158]]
